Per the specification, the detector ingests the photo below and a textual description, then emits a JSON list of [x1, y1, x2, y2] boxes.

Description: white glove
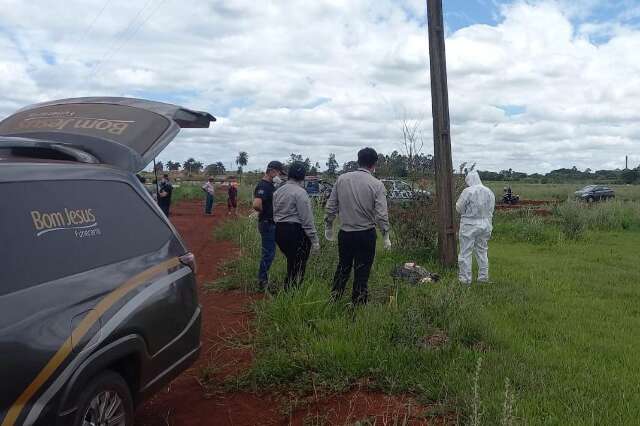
[[311, 241, 320, 253], [383, 233, 392, 250], [324, 227, 335, 241]]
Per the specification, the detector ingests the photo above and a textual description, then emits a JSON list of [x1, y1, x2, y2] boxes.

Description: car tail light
[[179, 252, 197, 274]]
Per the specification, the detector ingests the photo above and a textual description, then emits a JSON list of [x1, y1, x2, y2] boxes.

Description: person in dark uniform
[[158, 173, 173, 217], [253, 161, 285, 289]]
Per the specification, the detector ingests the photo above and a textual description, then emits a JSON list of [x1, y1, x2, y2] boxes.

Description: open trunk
[[0, 97, 215, 172]]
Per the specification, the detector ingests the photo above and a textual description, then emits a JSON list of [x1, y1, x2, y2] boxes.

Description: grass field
[[211, 198, 640, 425], [484, 182, 640, 202]]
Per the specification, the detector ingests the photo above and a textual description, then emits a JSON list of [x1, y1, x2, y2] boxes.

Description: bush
[[553, 200, 640, 236], [493, 209, 562, 244], [390, 200, 439, 254]]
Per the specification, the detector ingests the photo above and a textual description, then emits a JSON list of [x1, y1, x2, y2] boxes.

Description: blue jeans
[[205, 193, 214, 214], [258, 220, 276, 282]]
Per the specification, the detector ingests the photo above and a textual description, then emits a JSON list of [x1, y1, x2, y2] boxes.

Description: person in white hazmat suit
[[455, 170, 495, 284]]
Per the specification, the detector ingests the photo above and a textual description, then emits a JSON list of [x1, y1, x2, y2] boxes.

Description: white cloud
[[0, 0, 639, 173]]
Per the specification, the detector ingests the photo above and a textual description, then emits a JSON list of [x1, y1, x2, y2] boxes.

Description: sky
[[1, 0, 640, 173]]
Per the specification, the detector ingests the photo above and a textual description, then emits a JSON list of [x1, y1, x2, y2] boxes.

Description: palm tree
[[236, 151, 249, 181]]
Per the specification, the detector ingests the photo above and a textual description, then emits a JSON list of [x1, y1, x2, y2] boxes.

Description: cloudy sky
[[1, 0, 640, 173]]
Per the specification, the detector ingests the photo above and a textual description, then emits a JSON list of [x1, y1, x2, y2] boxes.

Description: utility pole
[[427, 0, 457, 266], [626, 155, 629, 170]]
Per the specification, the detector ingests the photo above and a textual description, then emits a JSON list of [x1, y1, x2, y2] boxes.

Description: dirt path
[[135, 200, 439, 425]]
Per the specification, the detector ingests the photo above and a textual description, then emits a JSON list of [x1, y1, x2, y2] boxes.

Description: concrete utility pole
[[427, 0, 457, 266]]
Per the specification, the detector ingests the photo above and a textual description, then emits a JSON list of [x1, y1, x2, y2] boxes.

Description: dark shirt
[[254, 179, 275, 222], [228, 185, 238, 200], [158, 181, 173, 207]]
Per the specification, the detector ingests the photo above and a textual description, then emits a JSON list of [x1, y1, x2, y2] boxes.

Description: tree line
[[155, 151, 640, 184]]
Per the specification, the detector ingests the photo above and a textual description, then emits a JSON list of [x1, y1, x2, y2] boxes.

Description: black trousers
[[332, 228, 376, 305], [158, 201, 171, 217], [275, 222, 312, 289]]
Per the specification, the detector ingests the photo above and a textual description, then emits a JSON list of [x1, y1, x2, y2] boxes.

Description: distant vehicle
[[304, 176, 321, 195], [381, 179, 431, 201], [0, 97, 214, 426], [304, 176, 332, 205], [575, 185, 615, 202], [502, 186, 520, 205]]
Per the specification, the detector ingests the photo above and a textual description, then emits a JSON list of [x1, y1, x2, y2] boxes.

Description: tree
[[621, 168, 638, 184], [166, 161, 181, 171], [288, 153, 311, 173], [154, 161, 164, 172], [236, 151, 249, 173], [183, 158, 203, 176], [309, 162, 320, 175], [400, 118, 424, 178], [342, 161, 359, 173], [205, 162, 226, 176], [326, 153, 339, 177]]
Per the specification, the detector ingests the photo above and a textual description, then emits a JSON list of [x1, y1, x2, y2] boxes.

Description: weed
[[500, 378, 516, 426], [470, 357, 483, 426]]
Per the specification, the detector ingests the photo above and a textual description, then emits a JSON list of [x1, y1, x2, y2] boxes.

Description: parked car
[[0, 97, 215, 426], [574, 185, 615, 202], [381, 179, 431, 201]]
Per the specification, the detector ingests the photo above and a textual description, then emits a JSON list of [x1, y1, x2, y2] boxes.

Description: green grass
[[484, 182, 640, 201], [211, 202, 640, 425], [172, 182, 255, 205], [173, 183, 205, 202]]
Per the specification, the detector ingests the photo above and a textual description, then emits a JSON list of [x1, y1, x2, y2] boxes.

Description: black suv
[[0, 97, 215, 426], [574, 185, 615, 202]]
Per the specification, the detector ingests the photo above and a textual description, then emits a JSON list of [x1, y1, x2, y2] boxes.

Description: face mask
[[273, 176, 282, 185]]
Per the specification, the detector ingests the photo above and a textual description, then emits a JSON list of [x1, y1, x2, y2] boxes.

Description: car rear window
[[0, 180, 173, 296]]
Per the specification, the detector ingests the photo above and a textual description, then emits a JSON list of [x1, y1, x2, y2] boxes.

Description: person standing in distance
[[325, 147, 391, 305], [456, 170, 495, 284], [158, 173, 173, 217], [273, 162, 320, 289], [227, 179, 238, 215], [202, 177, 215, 215], [253, 161, 285, 289]]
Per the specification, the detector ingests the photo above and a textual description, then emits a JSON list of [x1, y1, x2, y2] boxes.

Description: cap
[[267, 160, 285, 173]]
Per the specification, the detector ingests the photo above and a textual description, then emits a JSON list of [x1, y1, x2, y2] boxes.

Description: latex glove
[[324, 227, 335, 241], [383, 233, 392, 250], [311, 241, 320, 253]]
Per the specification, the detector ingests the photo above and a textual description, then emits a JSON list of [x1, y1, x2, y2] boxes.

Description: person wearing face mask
[[325, 147, 391, 305], [253, 160, 286, 289], [273, 162, 320, 289]]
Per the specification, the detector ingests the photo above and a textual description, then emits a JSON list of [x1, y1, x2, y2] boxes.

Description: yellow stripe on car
[[1, 257, 181, 426]]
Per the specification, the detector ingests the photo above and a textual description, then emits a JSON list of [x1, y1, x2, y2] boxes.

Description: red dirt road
[[135, 200, 438, 425]]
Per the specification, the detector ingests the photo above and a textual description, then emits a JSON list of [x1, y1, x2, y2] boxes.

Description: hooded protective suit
[[455, 171, 495, 284]]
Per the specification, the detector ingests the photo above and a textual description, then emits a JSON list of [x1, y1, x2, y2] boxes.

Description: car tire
[[72, 370, 134, 426], [586, 196, 594, 203]]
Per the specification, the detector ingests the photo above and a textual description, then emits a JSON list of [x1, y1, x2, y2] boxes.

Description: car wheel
[[72, 370, 133, 426], [587, 196, 594, 203]]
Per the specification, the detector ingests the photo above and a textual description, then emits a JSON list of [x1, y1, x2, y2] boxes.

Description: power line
[[77, 0, 113, 44], [86, 0, 156, 79], [89, 0, 171, 83]]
